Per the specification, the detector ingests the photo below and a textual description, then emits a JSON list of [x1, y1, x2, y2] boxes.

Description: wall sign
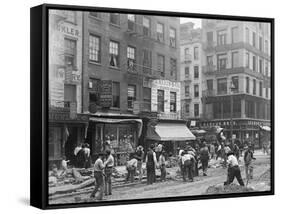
[[100, 80, 112, 108]]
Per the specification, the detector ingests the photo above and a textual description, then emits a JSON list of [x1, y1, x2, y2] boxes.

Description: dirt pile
[[205, 183, 254, 194]]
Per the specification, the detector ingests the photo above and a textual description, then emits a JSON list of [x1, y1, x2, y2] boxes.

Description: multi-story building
[[81, 12, 192, 164], [200, 20, 271, 144], [48, 10, 88, 166], [180, 23, 203, 122]]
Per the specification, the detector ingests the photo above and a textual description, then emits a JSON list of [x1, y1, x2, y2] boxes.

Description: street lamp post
[[230, 81, 236, 144]]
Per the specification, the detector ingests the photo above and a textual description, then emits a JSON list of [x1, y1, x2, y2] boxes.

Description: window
[[89, 12, 100, 19], [194, 104, 199, 117], [89, 35, 101, 63], [49, 127, 62, 160], [265, 61, 269, 76], [110, 13, 120, 25], [231, 52, 239, 68], [157, 23, 164, 42], [143, 49, 152, 74], [259, 59, 263, 74], [184, 48, 189, 56], [143, 87, 151, 111], [128, 85, 136, 109], [217, 78, 227, 95], [252, 55, 256, 71], [231, 27, 239, 43], [185, 103, 190, 114], [266, 88, 269, 98], [207, 79, 213, 90], [112, 82, 120, 108], [169, 28, 176, 48], [194, 84, 199, 97], [89, 79, 100, 111], [246, 52, 250, 68], [185, 85, 190, 96], [246, 77, 250, 93], [170, 92, 177, 112], [185, 67, 190, 77], [109, 41, 119, 67], [265, 40, 268, 54], [207, 31, 213, 44], [64, 84, 76, 105], [253, 79, 256, 95], [157, 54, 165, 77], [217, 54, 227, 71], [207, 56, 213, 66], [217, 29, 227, 45], [170, 58, 177, 77], [259, 81, 263, 96], [64, 38, 76, 70], [143, 17, 151, 36], [128, 14, 136, 31], [194, 47, 199, 60], [194, 66, 199, 79], [246, 27, 250, 43], [127, 46, 136, 72], [252, 32, 256, 47], [157, 90, 164, 112], [231, 76, 239, 93], [259, 36, 263, 51]]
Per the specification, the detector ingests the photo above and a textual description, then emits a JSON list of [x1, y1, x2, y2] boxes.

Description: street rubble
[[48, 157, 228, 198]]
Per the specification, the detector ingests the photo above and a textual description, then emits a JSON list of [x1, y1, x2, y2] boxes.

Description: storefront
[[87, 116, 142, 166], [48, 109, 88, 167], [199, 119, 270, 148], [146, 120, 196, 155]]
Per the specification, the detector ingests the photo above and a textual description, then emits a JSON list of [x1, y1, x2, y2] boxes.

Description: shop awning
[[191, 129, 207, 134], [89, 117, 143, 137], [260, 125, 271, 132], [147, 122, 196, 141]]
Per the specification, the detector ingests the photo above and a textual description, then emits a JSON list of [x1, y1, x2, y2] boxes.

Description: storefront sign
[[57, 24, 79, 37], [151, 79, 181, 114], [100, 80, 112, 108], [157, 112, 180, 120], [65, 69, 81, 83], [69, 102, 77, 119]]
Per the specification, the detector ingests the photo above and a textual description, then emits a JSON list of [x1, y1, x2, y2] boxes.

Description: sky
[[180, 18, 202, 28]]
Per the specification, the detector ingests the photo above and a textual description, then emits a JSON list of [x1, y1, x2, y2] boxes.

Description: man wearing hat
[[244, 145, 256, 180], [199, 141, 210, 176], [224, 151, 244, 186], [90, 152, 105, 200], [146, 144, 157, 185], [181, 149, 196, 182]]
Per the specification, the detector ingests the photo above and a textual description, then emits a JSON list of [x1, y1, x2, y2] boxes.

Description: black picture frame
[[30, 3, 274, 210]]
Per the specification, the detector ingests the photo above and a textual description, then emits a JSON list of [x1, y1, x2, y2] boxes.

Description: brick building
[[81, 12, 194, 164], [180, 22, 203, 122], [200, 20, 271, 145], [48, 10, 88, 166]]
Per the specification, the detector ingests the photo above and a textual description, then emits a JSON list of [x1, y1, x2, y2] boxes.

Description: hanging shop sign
[[100, 80, 112, 108]]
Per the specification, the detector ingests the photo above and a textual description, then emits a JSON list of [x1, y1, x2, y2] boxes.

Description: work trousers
[[91, 171, 104, 200], [147, 166, 155, 185], [182, 160, 194, 181], [160, 165, 166, 181], [104, 167, 112, 195], [245, 164, 254, 180], [126, 167, 136, 183], [201, 159, 209, 175], [225, 166, 245, 186]]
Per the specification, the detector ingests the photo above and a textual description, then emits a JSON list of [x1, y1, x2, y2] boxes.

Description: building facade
[[200, 20, 271, 144], [81, 12, 186, 164], [48, 10, 88, 166], [180, 23, 203, 122]]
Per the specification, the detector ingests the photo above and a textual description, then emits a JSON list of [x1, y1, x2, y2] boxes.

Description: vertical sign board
[[100, 80, 113, 108]]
